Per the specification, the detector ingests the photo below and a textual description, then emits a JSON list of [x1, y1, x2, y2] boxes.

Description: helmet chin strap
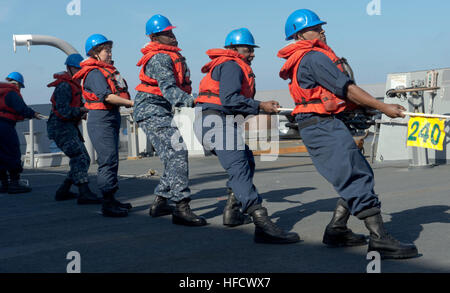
[[11, 81, 21, 91], [67, 66, 74, 77], [294, 32, 305, 41]]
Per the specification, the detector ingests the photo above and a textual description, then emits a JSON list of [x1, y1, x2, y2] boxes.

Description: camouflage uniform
[[134, 53, 193, 202], [47, 82, 90, 185]]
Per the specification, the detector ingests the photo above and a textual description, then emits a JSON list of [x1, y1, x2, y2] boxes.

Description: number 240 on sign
[[407, 117, 445, 151]]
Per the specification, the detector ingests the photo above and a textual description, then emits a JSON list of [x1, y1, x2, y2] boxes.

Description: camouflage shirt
[[133, 53, 193, 123], [47, 82, 82, 139], [49, 82, 82, 120]]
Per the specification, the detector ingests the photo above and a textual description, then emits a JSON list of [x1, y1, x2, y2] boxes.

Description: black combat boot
[[223, 188, 252, 227], [55, 178, 78, 201], [111, 196, 133, 210], [172, 198, 207, 226], [0, 171, 8, 193], [8, 180, 32, 194], [101, 190, 128, 218], [0, 180, 8, 193], [149, 196, 173, 217], [364, 213, 418, 259], [7, 172, 31, 194], [250, 205, 300, 244], [77, 183, 102, 205], [322, 198, 367, 247]]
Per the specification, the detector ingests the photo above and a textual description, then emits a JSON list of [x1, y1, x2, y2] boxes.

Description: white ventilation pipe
[[13, 34, 78, 55]]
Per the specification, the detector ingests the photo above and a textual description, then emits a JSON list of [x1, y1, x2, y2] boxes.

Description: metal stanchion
[[29, 119, 34, 169], [125, 113, 139, 160], [81, 119, 96, 163]]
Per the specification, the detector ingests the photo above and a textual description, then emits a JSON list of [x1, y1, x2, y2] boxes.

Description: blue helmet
[[146, 14, 176, 35], [284, 9, 327, 41], [6, 72, 25, 88], [225, 28, 259, 48], [85, 34, 113, 56], [65, 53, 84, 68]]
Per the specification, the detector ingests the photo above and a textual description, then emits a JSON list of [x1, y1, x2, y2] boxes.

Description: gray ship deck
[[0, 144, 449, 273]]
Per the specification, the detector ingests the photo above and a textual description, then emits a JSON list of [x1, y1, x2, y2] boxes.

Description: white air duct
[[13, 34, 78, 55]]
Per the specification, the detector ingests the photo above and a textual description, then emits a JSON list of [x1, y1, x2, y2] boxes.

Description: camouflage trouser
[[47, 120, 90, 185], [138, 116, 190, 202]]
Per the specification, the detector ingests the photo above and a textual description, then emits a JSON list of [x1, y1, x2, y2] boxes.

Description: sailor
[[73, 34, 134, 217], [134, 14, 207, 226], [47, 53, 101, 204], [0, 72, 41, 194], [194, 28, 300, 244], [278, 9, 418, 258]]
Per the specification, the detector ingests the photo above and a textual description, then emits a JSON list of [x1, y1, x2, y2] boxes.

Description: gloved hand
[[80, 107, 89, 114], [34, 112, 42, 120], [78, 107, 89, 120], [259, 100, 280, 113], [181, 96, 195, 108]]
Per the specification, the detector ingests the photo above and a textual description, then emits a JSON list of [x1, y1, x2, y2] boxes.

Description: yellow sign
[[407, 116, 445, 151]]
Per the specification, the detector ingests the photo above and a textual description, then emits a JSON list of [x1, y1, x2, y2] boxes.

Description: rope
[[402, 112, 450, 120], [270, 109, 450, 120], [118, 169, 159, 180]]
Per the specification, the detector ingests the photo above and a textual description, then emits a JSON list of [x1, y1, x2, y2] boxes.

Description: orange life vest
[[0, 82, 25, 122], [135, 42, 192, 96], [72, 58, 130, 110], [48, 71, 82, 121], [278, 39, 357, 115], [195, 49, 255, 105]]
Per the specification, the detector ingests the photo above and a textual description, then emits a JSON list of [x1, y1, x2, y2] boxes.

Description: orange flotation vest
[[195, 49, 255, 105], [72, 58, 130, 110], [48, 71, 82, 121], [0, 82, 25, 122], [278, 39, 357, 115], [135, 42, 192, 96]]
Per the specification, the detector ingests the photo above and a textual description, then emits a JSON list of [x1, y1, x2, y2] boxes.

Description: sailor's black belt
[[295, 100, 322, 106], [298, 115, 334, 131], [201, 109, 223, 116], [198, 91, 220, 98]]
